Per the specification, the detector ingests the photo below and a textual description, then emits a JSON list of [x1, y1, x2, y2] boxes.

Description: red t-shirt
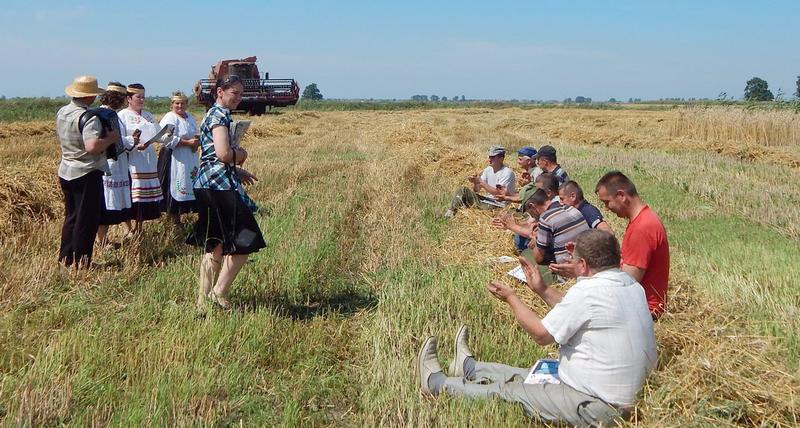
[[621, 205, 670, 318]]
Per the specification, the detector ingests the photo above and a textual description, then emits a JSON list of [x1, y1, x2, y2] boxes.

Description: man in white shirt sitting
[[445, 145, 516, 219], [418, 229, 657, 427]]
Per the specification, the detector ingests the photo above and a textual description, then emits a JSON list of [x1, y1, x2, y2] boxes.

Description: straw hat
[[65, 76, 105, 98]]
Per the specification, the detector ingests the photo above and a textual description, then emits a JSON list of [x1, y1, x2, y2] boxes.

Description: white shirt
[[541, 268, 657, 406], [479, 165, 516, 205], [160, 111, 198, 149]]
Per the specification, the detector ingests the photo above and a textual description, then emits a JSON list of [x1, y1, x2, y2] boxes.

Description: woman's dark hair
[[216, 75, 242, 91], [101, 81, 127, 109], [127, 83, 145, 97]]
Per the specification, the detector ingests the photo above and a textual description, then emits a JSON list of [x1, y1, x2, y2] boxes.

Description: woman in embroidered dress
[[187, 75, 265, 311], [118, 83, 163, 233], [96, 81, 133, 245], [157, 91, 200, 226]]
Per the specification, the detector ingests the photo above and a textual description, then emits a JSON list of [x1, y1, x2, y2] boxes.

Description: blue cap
[[517, 146, 538, 157]]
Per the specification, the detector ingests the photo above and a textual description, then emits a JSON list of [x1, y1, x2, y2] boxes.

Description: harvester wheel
[[249, 105, 266, 116]]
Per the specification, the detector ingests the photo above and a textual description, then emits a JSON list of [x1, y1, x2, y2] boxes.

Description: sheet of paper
[[497, 255, 516, 263], [145, 123, 175, 145], [507, 264, 527, 283], [524, 359, 561, 385], [229, 120, 251, 148], [481, 198, 505, 208]]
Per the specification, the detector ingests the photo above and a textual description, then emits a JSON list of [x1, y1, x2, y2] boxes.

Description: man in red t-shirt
[[594, 171, 670, 318]]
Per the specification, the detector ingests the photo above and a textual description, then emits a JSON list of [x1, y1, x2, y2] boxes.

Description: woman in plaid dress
[[187, 75, 265, 311]]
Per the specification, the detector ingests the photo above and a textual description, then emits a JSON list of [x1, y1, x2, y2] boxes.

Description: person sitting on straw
[[535, 145, 569, 184], [493, 173, 562, 254], [444, 145, 515, 219], [418, 229, 657, 427], [558, 180, 614, 235], [517, 146, 543, 187], [550, 171, 669, 319]]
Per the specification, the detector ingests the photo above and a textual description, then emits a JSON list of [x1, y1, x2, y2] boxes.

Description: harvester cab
[[194, 56, 300, 115]]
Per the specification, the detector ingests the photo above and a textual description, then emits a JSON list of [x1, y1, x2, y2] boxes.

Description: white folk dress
[[159, 112, 199, 204], [99, 107, 133, 224], [118, 108, 163, 221]]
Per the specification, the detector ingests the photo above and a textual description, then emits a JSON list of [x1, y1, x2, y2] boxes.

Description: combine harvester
[[194, 56, 300, 115]]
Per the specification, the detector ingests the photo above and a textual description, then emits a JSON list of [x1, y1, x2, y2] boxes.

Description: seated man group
[[444, 145, 516, 218], [429, 145, 671, 426], [419, 230, 658, 427]]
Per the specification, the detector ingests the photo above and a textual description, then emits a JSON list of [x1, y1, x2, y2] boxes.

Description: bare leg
[[97, 225, 109, 246], [211, 253, 248, 308], [197, 245, 222, 310]]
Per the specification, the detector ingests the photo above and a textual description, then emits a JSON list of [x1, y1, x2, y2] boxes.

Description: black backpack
[[78, 107, 123, 160]]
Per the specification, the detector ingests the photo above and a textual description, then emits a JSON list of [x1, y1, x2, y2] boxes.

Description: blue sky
[[1, 0, 798, 100]]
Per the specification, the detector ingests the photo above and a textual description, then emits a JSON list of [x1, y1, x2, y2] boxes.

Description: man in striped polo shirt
[[528, 188, 590, 265]]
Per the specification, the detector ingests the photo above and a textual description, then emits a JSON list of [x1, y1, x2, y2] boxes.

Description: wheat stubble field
[[1, 106, 799, 426]]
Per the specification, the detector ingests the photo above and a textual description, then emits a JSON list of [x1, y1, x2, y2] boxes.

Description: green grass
[[1, 108, 798, 425], [0, 97, 206, 122]]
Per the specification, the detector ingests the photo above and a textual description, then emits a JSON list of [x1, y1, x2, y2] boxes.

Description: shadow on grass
[[234, 287, 378, 320]]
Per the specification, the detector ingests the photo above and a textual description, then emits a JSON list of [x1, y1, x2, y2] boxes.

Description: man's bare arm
[[622, 263, 646, 282], [596, 221, 614, 235]]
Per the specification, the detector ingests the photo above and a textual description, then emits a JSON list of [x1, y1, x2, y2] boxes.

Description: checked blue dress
[[186, 104, 265, 255]]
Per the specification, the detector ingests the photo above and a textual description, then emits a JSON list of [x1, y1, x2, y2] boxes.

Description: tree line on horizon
[[295, 76, 800, 104]]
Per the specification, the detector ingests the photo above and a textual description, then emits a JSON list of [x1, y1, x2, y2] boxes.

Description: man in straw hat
[[444, 145, 516, 219], [56, 75, 119, 269], [418, 229, 656, 427]]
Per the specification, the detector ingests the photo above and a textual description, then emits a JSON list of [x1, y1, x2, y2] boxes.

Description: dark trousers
[[59, 170, 103, 267]]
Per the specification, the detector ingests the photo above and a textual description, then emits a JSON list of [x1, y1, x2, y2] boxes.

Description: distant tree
[[411, 95, 429, 101], [453, 96, 459, 102], [441, 96, 448, 101], [775, 88, 785, 102], [795, 76, 800, 98], [563, 98, 573, 104], [461, 95, 466, 101], [430, 95, 439, 102], [608, 98, 617, 103], [627, 97, 633, 103], [717, 91, 728, 101], [743, 77, 774, 101], [302, 83, 323, 100]]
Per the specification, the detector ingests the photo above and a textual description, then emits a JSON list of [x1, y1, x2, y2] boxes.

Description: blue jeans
[[514, 234, 530, 253]]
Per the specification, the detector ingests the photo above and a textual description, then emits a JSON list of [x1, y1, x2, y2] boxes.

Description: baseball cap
[[517, 146, 538, 158], [517, 183, 538, 212], [487, 145, 506, 157]]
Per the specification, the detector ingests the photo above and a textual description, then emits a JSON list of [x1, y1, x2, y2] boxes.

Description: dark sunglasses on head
[[217, 74, 242, 88]]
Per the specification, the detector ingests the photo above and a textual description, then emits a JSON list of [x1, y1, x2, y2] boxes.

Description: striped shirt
[[536, 203, 590, 263]]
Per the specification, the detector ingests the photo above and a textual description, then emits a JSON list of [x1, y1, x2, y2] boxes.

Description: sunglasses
[[217, 75, 242, 88]]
